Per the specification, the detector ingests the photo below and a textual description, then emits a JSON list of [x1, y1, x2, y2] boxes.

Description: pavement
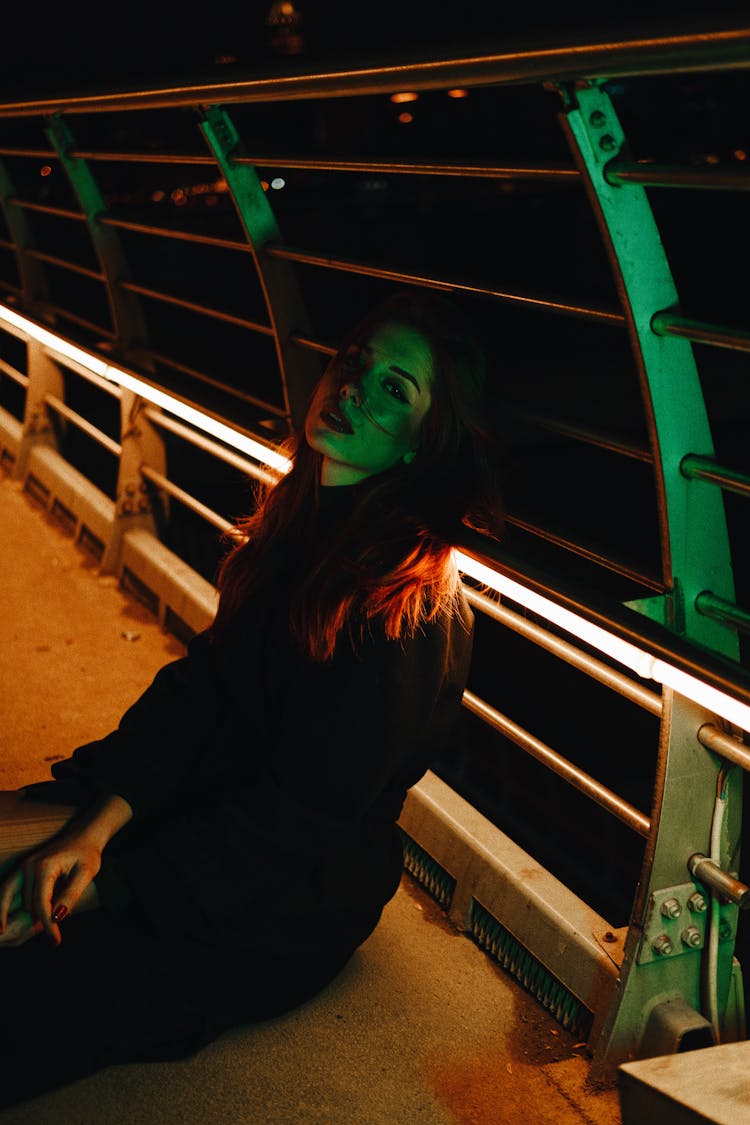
[[0, 471, 623, 1124]]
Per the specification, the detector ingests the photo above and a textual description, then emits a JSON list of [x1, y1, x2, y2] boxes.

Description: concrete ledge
[[0, 407, 21, 468], [120, 526, 218, 636], [400, 771, 619, 1030], [24, 443, 115, 553], [619, 1039, 750, 1124]]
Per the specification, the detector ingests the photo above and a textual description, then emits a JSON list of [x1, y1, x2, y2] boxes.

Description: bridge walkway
[[0, 473, 622, 1124]]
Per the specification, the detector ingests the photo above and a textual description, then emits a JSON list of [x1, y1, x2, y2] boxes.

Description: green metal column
[[199, 105, 322, 430], [557, 80, 743, 1080]]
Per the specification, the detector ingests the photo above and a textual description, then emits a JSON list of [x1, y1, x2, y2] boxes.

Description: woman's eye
[[384, 378, 407, 402]]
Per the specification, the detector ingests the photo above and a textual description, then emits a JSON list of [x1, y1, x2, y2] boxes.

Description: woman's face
[[304, 321, 435, 486]]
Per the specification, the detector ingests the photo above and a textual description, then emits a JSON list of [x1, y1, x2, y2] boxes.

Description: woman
[[0, 288, 504, 1106]]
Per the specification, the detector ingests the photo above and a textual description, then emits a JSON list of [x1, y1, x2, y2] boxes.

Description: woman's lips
[[320, 408, 353, 434]]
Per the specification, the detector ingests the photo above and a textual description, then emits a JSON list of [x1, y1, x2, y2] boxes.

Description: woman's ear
[[403, 450, 417, 465]]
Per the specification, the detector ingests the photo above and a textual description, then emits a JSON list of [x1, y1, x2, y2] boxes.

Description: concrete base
[[619, 1041, 750, 1125]]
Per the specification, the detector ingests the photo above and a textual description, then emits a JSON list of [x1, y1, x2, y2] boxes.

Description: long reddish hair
[[210, 289, 505, 661]]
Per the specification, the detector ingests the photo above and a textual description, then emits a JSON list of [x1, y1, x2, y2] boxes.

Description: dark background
[[2, 3, 748, 99]]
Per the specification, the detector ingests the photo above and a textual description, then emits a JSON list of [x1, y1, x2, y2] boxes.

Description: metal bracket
[[637, 882, 737, 964]]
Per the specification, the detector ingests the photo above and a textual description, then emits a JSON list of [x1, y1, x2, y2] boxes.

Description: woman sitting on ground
[[0, 287, 504, 1108]]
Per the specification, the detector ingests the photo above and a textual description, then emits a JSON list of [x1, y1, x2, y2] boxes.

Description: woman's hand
[[0, 830, 103, 947], [0, 793, 132, 948]]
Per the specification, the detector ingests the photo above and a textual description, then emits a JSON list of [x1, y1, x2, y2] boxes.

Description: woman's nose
[[339, 382, 361, 407]]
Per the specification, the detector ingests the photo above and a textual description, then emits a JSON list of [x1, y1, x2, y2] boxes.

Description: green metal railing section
[[0, 24, 749, 1084]]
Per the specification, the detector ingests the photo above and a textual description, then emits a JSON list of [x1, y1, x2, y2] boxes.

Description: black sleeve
[[24, 630, 230, 821], [104, 591, 475, 937]]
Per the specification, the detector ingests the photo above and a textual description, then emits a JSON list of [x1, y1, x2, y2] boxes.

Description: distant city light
[[270, 177, 286, 190], [398, 113, 414, 125], [40, 165, 52, 178], [447, 89, 468, 99], [390, 92, 418, 104]]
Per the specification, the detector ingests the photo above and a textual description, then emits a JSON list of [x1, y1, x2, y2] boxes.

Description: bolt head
[[661, 897, 681, 919], [652, 934, 674, 956]]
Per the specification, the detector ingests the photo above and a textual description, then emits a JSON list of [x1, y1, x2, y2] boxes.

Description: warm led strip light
[[456, 555, 750, 734], [3, 303, 749, 733], [0, 305, 290, 474]]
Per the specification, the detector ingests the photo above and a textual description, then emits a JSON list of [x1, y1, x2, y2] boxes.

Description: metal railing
[[1, 19, 749, 1082]]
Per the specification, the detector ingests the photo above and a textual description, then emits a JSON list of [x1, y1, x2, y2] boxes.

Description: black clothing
[[5, 483, 474, 1105]]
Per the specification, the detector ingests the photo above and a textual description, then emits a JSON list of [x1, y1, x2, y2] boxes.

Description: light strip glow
[[0, 305, 290, 474], [2, 302, 748, 733], [456, 553, 750, 733]]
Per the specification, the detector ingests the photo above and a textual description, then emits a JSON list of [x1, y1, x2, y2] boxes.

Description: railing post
[[99, 389, 167, 576], [16, 338, 63, 482]]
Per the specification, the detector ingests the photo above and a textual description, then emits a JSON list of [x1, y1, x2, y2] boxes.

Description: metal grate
[[469, 898, 593, 1036], [398, 829, 456, 910]]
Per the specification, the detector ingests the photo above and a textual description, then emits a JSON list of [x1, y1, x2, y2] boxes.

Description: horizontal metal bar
[[43, 393, 121, 455], [0, 357, 28, 388], [463, 584, 663, 716], [10, 198, 84, 222], [103, 216, 250, 254], [42, 348, 122, 398], [696, 591, 750, 637], [605, 162, 750, 191], [461, 688, 651, 837], [698, 723, 750, 771], [503, 405, 653, 463], [267, 245, 626, 326], [688, 853, 750, 908], [680, 454, 750, 499], [118, 280, 275, 334], [142, 408, 277, 486], [139, 464, 233, 533], [149, 350, 287, 419], [27, 248, 104, 283], [231, 155, 580, 181], [1, 145, 581, 183], [504, 514, 665, 591], [43, 302, 115, 342], [651, 311, 750, 354], [2, 26, 748, 116], [457, 531, 750, 712], [289, 332, 336, 358]]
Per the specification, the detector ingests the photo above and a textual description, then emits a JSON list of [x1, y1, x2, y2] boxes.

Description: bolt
[[599, 134, 618, 153], [602, 931, 617, 943], [661, 897, 682, 920], [719, 920, 734, 942], [589, 110, 607, 128], [681, 926, 703, 949], [652, 933, 674, 956], [688, 892, 707, 914]]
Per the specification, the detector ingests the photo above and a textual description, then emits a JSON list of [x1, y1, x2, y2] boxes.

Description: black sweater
[[24, 484, 475, 1011]]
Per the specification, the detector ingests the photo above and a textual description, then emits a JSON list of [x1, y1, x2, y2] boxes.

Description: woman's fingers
[[0, 910, 44, 948], [0, 869, 24, 933]]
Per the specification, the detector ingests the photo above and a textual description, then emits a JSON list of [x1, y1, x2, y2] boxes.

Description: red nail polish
[[52, 904, 68, 923]]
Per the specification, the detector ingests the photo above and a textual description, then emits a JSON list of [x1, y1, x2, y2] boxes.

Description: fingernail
[[51, 904, 68, 923]]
